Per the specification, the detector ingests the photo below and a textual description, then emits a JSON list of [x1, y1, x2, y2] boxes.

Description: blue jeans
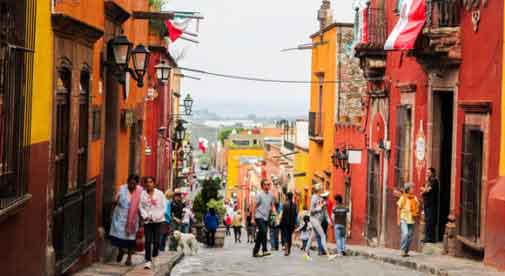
[[316, 232, 324, 254], [302, 239, 308, 251], [400, 220, 414, 253], [334, 224, 346, 254], [182, 223, 190, 233], [160, 233, 168, 251], [270, 226, 279, 249]]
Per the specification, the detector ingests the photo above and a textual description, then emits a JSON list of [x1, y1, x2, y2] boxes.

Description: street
[[171, 235, 424, 276]]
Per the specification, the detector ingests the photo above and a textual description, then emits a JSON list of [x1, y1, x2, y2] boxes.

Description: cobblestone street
[[171, 236, 424, 276]]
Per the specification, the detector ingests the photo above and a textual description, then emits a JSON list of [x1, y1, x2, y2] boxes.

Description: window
[[54, 68, 71, 204], [77, 69, 90, 187], [394, 105, 412, 188], [0, 1, 35, 209]]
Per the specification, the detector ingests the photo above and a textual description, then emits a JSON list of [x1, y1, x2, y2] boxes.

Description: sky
[[162, 0, 354, 117]]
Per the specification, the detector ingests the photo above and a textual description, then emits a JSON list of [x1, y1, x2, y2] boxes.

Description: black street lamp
[[174, 120, 187, 143], [183, 94, 193, 116], [155, 60, 171, 82], [109, 34, 150, 88]]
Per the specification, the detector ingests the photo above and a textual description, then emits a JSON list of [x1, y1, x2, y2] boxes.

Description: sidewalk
[[338, 243, 501, 276], [74, 251, 183, 276]]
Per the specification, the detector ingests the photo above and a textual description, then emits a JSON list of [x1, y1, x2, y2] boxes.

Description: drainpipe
[[337, 27, 342, 122]]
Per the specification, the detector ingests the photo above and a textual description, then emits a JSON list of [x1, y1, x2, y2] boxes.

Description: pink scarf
[[126, 185, 143, 235]]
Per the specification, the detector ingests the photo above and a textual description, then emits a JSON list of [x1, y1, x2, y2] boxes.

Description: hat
[[174, 188, 182, 195], [313, 183, 322, 191], [321, 191, 330, 198]]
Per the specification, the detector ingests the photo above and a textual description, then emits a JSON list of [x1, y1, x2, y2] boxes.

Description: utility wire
[[178, 66, 382, 84]]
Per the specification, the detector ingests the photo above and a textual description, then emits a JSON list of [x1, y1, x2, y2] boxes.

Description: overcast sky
[[163, 0, 354, 117]]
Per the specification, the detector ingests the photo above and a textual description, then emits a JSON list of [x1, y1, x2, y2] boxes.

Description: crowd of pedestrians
[[108, 174, 197, 270]]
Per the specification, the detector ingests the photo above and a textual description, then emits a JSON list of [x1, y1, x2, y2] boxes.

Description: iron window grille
[[0, 1, 35, 209]]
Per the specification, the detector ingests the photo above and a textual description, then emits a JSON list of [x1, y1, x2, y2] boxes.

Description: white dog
[[173, 230, 199, 256]]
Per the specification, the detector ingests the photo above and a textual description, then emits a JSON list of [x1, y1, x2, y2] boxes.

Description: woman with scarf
[[140, 176, 167, 269], [397, 182, 419, 257], [109, 175, 143, 266]]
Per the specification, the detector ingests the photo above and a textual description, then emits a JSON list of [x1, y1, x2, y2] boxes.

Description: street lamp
[[174, 120, 187, 143], [109, 34, 150, 88], [331, 147, 349, 172], [155, 60, 171, 82], [183, 94, 194, 116]]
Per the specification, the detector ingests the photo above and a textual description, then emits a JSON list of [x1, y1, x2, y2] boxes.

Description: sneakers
[[144, 261, 152, 269], [303, 253, 312, 261], [327, 254, 337, 261], [253, 252, 262, 258]]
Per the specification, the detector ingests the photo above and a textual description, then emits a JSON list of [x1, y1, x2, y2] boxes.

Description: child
[[295, 215, 313, 261], [246, 212, 255, 243]]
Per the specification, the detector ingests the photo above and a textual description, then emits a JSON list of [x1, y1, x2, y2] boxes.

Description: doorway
[[431, 92, 453, 241], [366, 151, 380, 245]]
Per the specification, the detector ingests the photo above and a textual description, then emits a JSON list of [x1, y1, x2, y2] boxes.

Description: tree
[[193, 177, 223, 222]]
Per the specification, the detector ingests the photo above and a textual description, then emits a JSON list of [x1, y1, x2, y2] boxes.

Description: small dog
[[173, 230, 199, 256]]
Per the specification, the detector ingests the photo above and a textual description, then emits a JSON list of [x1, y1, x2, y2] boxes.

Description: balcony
[[309, 112, 323, 143], [354, 7, 387, 80], [414, 0, 461, 68]]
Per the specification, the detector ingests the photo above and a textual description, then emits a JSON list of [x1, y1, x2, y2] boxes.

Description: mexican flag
[[384, 0, 426, 50], [198, 138, 208, 154], [164, 20, 183, 42]]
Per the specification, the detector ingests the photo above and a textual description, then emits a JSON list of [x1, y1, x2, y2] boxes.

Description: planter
[[192, 223, 206, 243], [214, 226, 226, 248]]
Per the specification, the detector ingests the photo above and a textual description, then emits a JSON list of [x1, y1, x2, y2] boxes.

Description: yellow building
[[225, 133, 265, 199], [294, 147, 309, 209]]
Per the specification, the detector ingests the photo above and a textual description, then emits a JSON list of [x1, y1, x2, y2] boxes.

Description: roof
[[310, 22, 354, 39]]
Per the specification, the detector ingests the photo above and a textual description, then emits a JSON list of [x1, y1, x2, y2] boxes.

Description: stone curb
[[124, 251, 184, 276], [294, 241, 501, 276]]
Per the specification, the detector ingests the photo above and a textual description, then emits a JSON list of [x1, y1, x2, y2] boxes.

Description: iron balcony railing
[[309, 112, 323, 138], [426, 0, 460, 28], [354, 7, 387, 51]]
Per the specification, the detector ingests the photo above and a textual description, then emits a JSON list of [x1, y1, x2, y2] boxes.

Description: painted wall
[[332, 125, 368, 245], [226, 147, 265, 199], [308, 25, 337, 194], [0, 0, 53, 275], [294, 147, 309, 209]]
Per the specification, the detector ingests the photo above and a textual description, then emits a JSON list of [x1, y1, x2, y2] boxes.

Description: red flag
[[164, 20, 183, 42], [384, 0, 426, 50]]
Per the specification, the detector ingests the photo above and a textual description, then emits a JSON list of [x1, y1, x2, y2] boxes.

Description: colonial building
[[0, 0, 50, 275], [353, 0, 504, 269]]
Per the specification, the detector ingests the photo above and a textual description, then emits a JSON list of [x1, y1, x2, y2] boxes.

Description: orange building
[[48, 0, 153, 274]]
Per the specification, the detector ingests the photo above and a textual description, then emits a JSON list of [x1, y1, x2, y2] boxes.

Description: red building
[[354, 0, 504, 269]]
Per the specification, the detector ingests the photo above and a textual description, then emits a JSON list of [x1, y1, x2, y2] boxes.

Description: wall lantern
[[109, 34, 150, 88], [331, 147, 349, 172], [174, 120, 187, 143], [183, 94, 193, 116], [155, 60, 171, 82]]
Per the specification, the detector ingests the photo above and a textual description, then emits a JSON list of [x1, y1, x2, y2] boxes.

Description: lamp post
[[183, 94, 194, 116], [108, 34, 150, 89], [331, 147, 349, 172]]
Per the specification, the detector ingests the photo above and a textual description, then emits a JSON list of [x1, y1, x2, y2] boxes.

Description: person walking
[[332, 194, 349, 256], [280, 192, 298, 256], [316, 191, 330, 255], [421, 168, 439, 243], [224, 214, 232, 236], [268, 207, 281, 250], [295, 215, 312, 259], [232, 210, 243, 243], [304, 183, 335, 260], [139, 177, 166, 269], [204, 208, 220, 247], [252, 179, 277, 258], [109, 175, 142, 266], [159, 191, 173, 252], [397, 182, 420, 257], [170, 190, 185, 250], [246, 211, 256, 243], [181, 203, 194, 234]]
